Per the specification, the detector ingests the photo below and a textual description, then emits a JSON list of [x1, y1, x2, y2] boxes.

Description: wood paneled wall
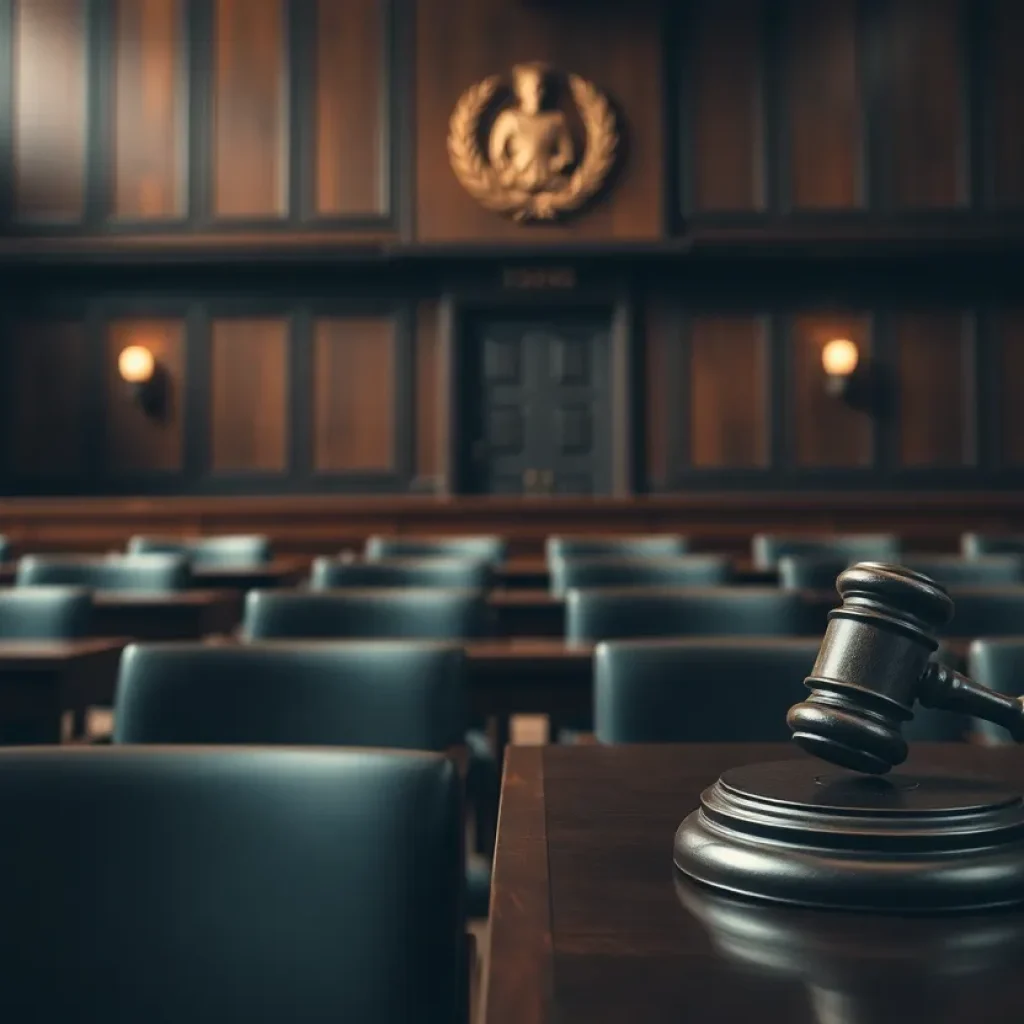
[[1, 299, 415, 494], [655, 302, 1024, 489], [0, 0, 1023, 251]]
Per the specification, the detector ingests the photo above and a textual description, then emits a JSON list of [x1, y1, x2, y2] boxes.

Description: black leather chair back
[[127, 534, 273, 566], [114, 642, 466, 750], [595, 639, 819, 742], [550, 555, 732, 595], [944, 587, 1024, 636], [566, 587, 814, 643], [16, 554, 190, 592], [967, 640, 1024, 743], [0, 587, 92, 639], [961, 533, 1024, 558], [778, 554, 1024, 591], [311, 557, 493, 591], [243, 588, 491, 640], [0, 534, 9, 562], [0, 747, 466, 1023], [595, 638, 964, 744], [752, 533, 902, 570], [547, 534, 690, 562], [365, 535, 506, 565]]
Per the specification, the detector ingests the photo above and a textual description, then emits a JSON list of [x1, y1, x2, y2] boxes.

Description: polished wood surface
[[4, 494, 1024, 557], [484, 742, 1024, 1024], [0, 638, 126, 742]]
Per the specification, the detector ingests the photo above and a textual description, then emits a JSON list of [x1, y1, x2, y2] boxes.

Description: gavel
[[787, 562, 1024, 775]]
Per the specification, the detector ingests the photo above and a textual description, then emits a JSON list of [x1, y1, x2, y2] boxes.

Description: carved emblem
[[447, 63, 619, 222]]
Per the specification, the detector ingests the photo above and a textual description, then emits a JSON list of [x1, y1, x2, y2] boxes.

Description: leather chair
[[595, 638, 964, 744], [547, 534, 690, 562], [967, 640, 1024, 743], [961, 533, 1024, 558], [0, 747, 467, 1023], [243, 589, 491, 640], [112, 641, 487, 917], [0, 587, 92, 639], [0, 534, 9, 563], [365, 535, 506, 565], [311, 557, 493, 591], [778, 554, 1024, 591], [114, 642, 467, 751], [16, 554, 190, 592], [752, 533, 902, 570], [550, 555, 732, 595], [127, 534, 273, 566], [566, 587, 815, 643], [944, 587, 1024, 636]]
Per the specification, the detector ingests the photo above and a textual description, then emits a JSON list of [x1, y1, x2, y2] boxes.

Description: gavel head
[[787, 562, 954, 775]]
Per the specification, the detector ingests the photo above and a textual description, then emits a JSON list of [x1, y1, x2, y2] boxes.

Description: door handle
[[523, 468, 538, 493]]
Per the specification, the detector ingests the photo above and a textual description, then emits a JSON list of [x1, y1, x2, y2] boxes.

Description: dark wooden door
[[462, 313, 612, 495]]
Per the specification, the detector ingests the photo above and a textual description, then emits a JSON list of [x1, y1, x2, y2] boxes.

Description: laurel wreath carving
[[447, 72, 619, 222]]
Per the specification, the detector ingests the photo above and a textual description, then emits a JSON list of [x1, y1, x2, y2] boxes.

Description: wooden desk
[[91, 591, 242, 640], [485, 743, 1024, 1024], [496, 559, 779, 590], [190, 559, 308, 590], [0, 639, 126, 742]]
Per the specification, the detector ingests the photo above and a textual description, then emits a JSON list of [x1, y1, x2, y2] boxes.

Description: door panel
[[463, 313, 612, 496]]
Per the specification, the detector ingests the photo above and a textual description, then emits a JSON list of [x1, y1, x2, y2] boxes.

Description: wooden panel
[[688, 0, 764, 212], [415, 301, 440, 483], [896, 313, 973, 467], [689, 316, 768, 468], [105, 319, 185, 473], [415, 0, 663, 243], [209, 319, 289, 472], [313, 317, 395, 473], [876, 0, 964, 208], [784, 0, 862, 209], [212, 0, 287, 218], [4, 322, 87, 476], [997, 312, 1024, 466], [12, 0, 87, 220], [112, 0, 186, 220], [314, 0, 386, 217], [645, 299, 669, 487], [791, 314, 873, 467], [988, 0, 1024, 207]]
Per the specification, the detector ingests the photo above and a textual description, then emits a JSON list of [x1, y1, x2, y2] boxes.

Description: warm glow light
[[118, 345, 155, 384], [821, 338, 859, 377]]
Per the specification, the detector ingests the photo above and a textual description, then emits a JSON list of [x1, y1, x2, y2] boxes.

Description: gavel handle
[[918, 662, 1024, 741]]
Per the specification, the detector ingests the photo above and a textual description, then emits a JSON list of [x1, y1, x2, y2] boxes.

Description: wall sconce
[[118, 344, 167, 419], [821, 338, 859, 397]]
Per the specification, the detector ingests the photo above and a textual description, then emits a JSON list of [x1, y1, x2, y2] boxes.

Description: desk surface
[[0, 637, 127, 670], [484, 742, 1024, 1024]]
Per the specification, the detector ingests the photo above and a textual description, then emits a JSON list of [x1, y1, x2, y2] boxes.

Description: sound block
[[674, 760, 1024, 911]]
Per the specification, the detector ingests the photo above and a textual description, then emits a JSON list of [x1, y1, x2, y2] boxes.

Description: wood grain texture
[[212, 0, 288, 218], [209, 318, 289, 472], [314, 0, 386, 217], [644, 298, 669, 488], [4, 321, 88, 476], [690, 316, 768, 468], [876, 0, 965, 209], [112, 0, 185, 220], [312, 316, 395, 473], [105, 319, 185, 473], [784, 0, 862, 209], [414, 0, 663, 243], [687, 0, 764, 212], [896, 312, 973, 467], [415, 300, 440, 484], [988, 0, 1024, 208], [997, 311, 1024, 466], [12, 0, 87, 220], [791, 314, 873, 467]]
